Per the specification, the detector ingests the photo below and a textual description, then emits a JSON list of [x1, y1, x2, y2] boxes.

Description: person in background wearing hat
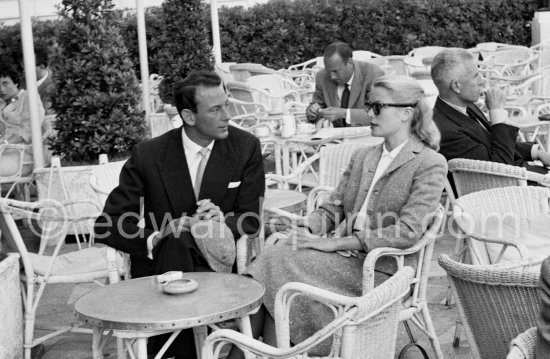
[[94, 70, 265, 359], [306, 42, 384, 127]]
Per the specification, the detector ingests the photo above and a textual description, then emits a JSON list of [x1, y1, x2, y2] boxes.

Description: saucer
[[162, 278, 199, 295]]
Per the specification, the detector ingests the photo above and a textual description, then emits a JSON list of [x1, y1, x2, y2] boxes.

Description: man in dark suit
[[306, 42, 384, 127], [94, 71, 265, 359], [538, 256, 550, 357], [430, 48, 550, 174]]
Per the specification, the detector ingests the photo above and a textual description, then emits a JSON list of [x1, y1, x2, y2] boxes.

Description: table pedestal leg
[[238, 316, 254, 359], [92, 327, 105, 359], [193, 326, 208, 359], [135, 338, 148, 359]]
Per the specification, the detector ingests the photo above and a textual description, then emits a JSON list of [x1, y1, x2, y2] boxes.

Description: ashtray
[[539, 114, 550, 122], [162, 278, 198, 295]]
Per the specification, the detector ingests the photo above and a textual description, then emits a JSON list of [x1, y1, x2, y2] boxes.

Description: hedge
[[0, 0, 541, 90]]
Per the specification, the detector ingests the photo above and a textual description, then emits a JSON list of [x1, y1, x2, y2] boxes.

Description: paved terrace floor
[[21, 218, 473, 359]]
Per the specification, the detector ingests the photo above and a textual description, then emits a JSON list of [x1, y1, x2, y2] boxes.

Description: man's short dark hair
[[174, 71, 223, 114], [324, 42, 353, 63], [0, 65, 20, 86], [35, 45, 49, 68]]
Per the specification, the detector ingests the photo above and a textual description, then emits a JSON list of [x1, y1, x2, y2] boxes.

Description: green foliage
[[0, 20, 58, 85], [218, 0, 539, 66], [48, 0, 146, 163], [153, 0, 214, 104]]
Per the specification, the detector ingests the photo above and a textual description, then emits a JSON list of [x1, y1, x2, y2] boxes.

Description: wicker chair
[[89, 159, 127, 208], [453, 186, 550, 265], [448, 158, 550, 197], [202, 266, 414, 359], [0, 144, 34, 201], [0, 198, 129, 359], [439, 254, 542, 359], [507, 327, 537, 359], [268, 203, 446, 359]]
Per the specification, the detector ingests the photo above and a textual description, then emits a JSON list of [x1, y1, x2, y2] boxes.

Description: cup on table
[[254, 126, 270, 138]]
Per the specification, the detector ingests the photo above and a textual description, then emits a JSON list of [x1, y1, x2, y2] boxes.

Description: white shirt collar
[[382, 139, 408, 159], [347, 72, 354, 87], [440, 97, 467, 115], [182, 127, 214, 155]]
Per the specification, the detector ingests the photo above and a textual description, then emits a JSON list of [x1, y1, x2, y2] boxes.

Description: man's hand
[[485, 87, 507, 111], [538, 148, 550, 167], [306, 103, 321, 122], [153, 216, 192, 248], [319, 107, 346, 121], [195, 199, 224, 222]]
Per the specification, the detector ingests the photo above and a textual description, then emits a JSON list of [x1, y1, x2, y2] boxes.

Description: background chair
[[507, 327, 537, 359], [439, 254, 542, 359], [202, 266, 414, 359], [0, 198, 129, 359], [404, 46, 446, 79], [89, 159, 128, 208], [0, 144, 34, 201], [448, 158, 550, 197], [452, 186, 550, 266]]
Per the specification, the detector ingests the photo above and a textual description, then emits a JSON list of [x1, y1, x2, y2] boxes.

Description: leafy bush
[[153, 0, 214, 104], [218, 0, 539, 66], [48, 0, 146, 163]]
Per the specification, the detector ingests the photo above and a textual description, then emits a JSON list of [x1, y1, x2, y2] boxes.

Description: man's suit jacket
[[95, 126, 265, 278], [538, 256, 550, 357], [308, 61, 384, 127], [308, 137, 447, 273], [433, 97, 533, 166]]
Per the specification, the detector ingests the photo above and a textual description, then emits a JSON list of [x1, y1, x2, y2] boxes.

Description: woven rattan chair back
[[453, 186, 550, 265], [439, 254, 541, 359], [449, 158, 533, 197], [317, 143, 369, 188]]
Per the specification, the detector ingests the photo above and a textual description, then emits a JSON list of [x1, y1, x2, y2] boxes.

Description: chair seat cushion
[[29, 246, 122, 276]]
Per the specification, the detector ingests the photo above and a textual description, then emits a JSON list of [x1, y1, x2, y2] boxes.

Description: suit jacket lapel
[[380, 137, 423, 179], [353, 145, 382, 213], [326, 77, 339, 107], [157, 129, 195, 215], [199, 138, 238, 204], [435, 98, 491, 145], [348, 62, 364, 108]]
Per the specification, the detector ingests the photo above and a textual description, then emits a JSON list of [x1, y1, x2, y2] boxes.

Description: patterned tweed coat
[[246, 136, 447, 355]]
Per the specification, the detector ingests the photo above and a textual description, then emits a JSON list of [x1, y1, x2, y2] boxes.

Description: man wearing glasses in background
[[431, 48, 550, 177], [306, 42, 384, 127]]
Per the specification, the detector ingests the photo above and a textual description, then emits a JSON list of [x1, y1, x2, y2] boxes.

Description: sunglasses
[[364, 102, 417, 116]]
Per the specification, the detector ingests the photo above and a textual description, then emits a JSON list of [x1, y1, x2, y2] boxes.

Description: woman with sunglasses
[[228, 76, 447, 358]]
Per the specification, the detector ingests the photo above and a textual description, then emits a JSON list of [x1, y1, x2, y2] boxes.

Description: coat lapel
[[198, 137, 238, 204], [157, 129, 195, 215], [435, 98, 491, 145], [380, 137, 423, 179], [348, 61, 364, 108], [353, 145, 382, 213]]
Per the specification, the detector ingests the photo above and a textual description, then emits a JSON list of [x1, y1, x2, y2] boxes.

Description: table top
[[74, 272, 264, 332], [264, 189, 307, 213]]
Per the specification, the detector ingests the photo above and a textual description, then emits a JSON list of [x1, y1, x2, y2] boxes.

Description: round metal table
[[264, 188, 307, 213], [74, 272, 264, 359]]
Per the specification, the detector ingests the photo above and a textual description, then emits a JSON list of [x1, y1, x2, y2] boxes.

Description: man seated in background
[[430, 48, 550, 174], [306, 41, 384, 127]]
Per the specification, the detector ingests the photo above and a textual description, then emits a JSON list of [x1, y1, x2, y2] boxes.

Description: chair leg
[[453, 319, 463, 347], [420, 305, 444, 359]]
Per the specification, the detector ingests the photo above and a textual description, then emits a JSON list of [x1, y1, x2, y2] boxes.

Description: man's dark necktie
[[466, 106, 491, 132], [341, 84, 350, 109], [337, 84, 350, 127]]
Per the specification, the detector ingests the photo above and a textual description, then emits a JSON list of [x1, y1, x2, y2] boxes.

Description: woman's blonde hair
[[371, 75, 441, 151]]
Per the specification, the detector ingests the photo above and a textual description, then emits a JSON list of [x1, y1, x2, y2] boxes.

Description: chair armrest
[[362, 234, 433, 292], [507, 327, 537, 359], [235, 235, 249, 274], [274, 281, 358, 349], [265, 152, 320, 188]]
